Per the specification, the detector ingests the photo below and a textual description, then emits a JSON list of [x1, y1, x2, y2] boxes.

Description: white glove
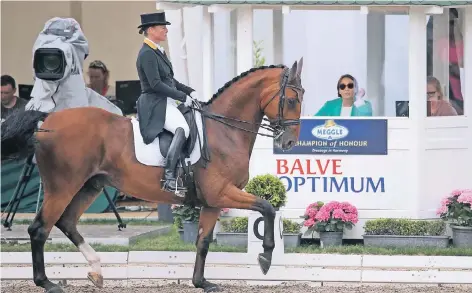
[[184, 95, 195, 107], [190, 91, 200, 101]]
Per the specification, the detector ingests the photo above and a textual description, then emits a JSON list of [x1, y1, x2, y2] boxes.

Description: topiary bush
[[283, 219, 301, 234], [219, 217, 248, 233], [245, 174, 287, 209], [364, 218, 446, 236]]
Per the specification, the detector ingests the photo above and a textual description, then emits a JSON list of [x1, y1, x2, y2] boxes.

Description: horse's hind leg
[[192, 206, 222, 292], [27, 186, 84, 292], [54, 176, 106, 288]]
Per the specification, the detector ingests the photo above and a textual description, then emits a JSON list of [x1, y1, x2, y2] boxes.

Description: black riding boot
[[162, 127, 187, 193]]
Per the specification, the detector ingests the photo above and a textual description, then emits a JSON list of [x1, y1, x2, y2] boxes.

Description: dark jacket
[[136, 40, 194, 144]]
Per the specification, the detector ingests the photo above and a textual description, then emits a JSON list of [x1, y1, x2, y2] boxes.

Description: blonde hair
[[427, 76, 444, 99]]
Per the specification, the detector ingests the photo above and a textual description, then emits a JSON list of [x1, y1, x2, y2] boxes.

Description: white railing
[[2, 251, 472, 284]]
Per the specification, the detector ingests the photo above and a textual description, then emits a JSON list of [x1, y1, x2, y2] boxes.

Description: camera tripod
[[2, 155, 127, 231]]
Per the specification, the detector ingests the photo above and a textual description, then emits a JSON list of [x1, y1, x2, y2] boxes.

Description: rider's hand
[[190, 91, 200, 101], [184, 95, 195, 107]]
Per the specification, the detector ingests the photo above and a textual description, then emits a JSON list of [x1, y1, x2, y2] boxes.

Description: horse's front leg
[[216, 184, 276, 274], [192, 206, 222, 292]]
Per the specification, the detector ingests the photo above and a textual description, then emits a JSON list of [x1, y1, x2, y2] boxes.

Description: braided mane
[[202, 64, 286, 106]]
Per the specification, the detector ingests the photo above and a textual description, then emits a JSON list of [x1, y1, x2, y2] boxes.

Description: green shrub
[[220, 217, 248, 233], [364, 218, 446, 236], [283, 219, 301, 234], [174, 216, 183, 229], [245, 174, 287, 209], [171, 204, 200, 224]]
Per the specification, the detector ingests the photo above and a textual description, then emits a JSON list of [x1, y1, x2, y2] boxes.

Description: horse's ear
[[288, 60, 298, 81], [296, 57, 303, 77]]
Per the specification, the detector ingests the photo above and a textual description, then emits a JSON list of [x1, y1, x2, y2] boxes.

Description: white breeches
[[164, 98, 190, 138]]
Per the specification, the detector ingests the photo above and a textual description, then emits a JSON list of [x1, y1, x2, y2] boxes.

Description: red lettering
[[306, 159, 317, 174], [276, 159, 343, 175], [316, 160, 330, 175], [276, 159, 288, 174], [290, 159, 305, 175], [332, 159, 342, 175]]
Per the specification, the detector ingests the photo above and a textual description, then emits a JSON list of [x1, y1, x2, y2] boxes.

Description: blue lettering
[[330, 177, 348, 192], [322, 177, 328, 192], [277, 176, 385, 194], [294, 177, 305, 193], [307, 177, 321, 192], [350, 177, 364, 193], [367, 177, 385, 193], [279, 176, 292, 192]]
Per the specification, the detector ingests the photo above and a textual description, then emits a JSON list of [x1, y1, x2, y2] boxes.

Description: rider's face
[[150, 25, 168, 42]]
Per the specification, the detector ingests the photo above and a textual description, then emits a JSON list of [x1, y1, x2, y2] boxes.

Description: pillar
[[366, 12, 386, 116], [236, 6, 254, 74], [183, 6, 204, 96], [273, 9, 284, 64], [202, 7, 214, 101], [165, 9, 189, 86], [464, 7, 472, 167], [408, 6, 427, 218]]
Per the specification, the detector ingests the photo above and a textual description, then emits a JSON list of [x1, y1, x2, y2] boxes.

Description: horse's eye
[[287, 98, 297, 108]]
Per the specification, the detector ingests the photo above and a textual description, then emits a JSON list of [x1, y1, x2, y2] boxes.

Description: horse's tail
[[1, 110, 49, 161]]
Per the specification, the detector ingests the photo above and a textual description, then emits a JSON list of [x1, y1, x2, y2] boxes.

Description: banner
[[273, 119, 388, 155]]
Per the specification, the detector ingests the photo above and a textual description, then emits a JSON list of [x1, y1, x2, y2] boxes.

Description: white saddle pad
[[130, 110, 204, 167]]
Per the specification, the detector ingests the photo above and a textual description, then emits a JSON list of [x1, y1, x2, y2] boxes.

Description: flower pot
[[319, 231, 343, 247], [182, 221, 199, 244], [157, 203, 174, 223], [363, 235, 450, 248], [216, 232, 248, 247], [451, 225, 472, 248], [178, 228, 184, 241], [283, 233, 301, 248]]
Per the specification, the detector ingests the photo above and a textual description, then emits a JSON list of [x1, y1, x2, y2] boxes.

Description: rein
[[190, 67, 303, 139]]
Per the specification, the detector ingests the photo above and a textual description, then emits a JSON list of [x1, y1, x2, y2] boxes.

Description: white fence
[[2, 251, 472, 284]]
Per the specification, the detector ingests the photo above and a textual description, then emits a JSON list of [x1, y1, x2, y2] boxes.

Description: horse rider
[[135, 11, 199, 193]]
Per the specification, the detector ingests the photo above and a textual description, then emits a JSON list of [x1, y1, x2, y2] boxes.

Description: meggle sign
[[273, 119, 388, 155], [276, 159, 385, 193]]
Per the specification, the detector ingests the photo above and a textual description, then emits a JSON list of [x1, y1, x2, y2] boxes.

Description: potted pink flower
[[302, 201, 359, 247], [437, 189, 472, 247]]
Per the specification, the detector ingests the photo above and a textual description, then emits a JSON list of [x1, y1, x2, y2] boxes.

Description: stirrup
[[162, 177, 187, 194]]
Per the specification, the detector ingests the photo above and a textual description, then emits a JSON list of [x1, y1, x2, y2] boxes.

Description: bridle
[[191, 67, 304, 138]]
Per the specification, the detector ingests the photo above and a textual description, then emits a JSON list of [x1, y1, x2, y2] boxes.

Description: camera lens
[[43, 55, 61, 72], [33, 48, 66, 81]]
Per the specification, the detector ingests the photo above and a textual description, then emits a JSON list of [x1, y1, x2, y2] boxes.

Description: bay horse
[[1, 59, 304, 293]]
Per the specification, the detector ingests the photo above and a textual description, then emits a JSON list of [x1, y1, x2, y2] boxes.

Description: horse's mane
[[202, 64, 286, 106]]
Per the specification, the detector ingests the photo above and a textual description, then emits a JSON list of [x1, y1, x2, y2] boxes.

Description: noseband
[[191, 66, 303, 138]]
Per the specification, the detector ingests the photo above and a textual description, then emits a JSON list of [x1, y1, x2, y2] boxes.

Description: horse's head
[[261, 58, 304, 151]]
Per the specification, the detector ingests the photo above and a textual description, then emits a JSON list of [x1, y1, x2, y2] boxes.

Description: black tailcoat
[[136, 40, 194, 144]]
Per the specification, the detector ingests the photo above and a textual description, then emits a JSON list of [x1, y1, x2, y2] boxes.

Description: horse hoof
[[257, 252, 272, 275], [45, 286, 65, 293], [203, 281, 222, 292], [87, 271, 104, 288]]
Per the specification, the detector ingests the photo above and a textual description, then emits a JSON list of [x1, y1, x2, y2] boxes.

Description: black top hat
[[138, 12, 171, 32]]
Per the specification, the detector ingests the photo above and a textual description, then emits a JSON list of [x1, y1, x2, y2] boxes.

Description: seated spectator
[[427, 76, 457, 116], [315, 74, 372, 117], [87, 60, 116, 101], [1, 75, 28, 122]]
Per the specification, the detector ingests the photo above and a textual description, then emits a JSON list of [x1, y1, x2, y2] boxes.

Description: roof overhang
[[156, 2, 451, 15]]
